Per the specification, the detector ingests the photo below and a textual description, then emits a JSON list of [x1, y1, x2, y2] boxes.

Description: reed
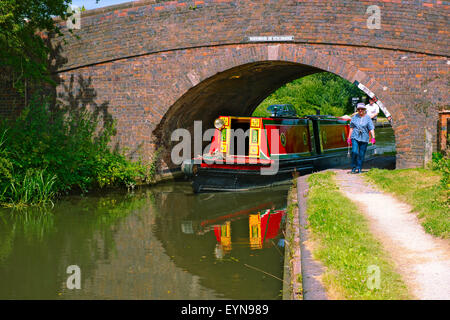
[[6, 169, 57, 207]]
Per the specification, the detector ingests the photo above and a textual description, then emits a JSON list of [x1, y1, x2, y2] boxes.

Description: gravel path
[[334, 169, 450, 300]]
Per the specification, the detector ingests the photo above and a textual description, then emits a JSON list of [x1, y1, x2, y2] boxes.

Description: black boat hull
[[183, 147, 375, 193]]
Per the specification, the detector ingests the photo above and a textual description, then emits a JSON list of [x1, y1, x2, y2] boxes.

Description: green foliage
[[431, 152, 450, 189], [0, 97, 148, 206], [253, 72, 367, 117], [0, 130, 13, 186], [0, 0, 146, 207], [0, 0, 74, 93], [6, 168, 57, 206], [147, 147, 163, 183]]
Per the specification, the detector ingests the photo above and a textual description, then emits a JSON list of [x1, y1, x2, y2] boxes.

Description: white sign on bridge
[[247, 36, 294, 42]]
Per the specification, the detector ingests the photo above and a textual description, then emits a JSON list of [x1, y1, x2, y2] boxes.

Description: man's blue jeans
[[351, 139, 368, 170]]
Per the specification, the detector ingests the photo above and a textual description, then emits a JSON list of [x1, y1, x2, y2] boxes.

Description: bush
[[431, 152, 450, 190], [0, 97, 148, 206]]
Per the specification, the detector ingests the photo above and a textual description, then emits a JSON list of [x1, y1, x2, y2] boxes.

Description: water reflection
[[0, 183, 288, 300], [208, 208, 285, 255], [152, 185, 288, 299], [0, 193, 146, 299], [375, 127, 396, 154]]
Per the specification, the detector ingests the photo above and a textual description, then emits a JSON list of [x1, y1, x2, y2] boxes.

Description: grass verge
[[364, 168, 449, 239], [306, 171, 410, 300]]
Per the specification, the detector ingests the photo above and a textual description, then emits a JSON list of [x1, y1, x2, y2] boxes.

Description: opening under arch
[[154, 60, 393, 170]]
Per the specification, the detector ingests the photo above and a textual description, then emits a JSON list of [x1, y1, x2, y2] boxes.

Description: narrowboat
[[182, 106, 375, 193]]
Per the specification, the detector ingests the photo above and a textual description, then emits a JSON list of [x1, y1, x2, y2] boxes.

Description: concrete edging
[[296, 175, 329, 300], [282, 181, 303, 300]]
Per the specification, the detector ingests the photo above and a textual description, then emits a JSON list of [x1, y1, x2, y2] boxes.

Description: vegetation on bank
[[0, 1, 158, 208], [0, 98, 153, 207], [364, 153, 449, 239], [306, 171, 409, 300]]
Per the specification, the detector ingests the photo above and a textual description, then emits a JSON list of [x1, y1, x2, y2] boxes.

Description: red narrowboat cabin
[[182, 109, 374, 192]]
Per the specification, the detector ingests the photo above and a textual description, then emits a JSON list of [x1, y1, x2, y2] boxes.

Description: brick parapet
[[56, 0, 449, 71]]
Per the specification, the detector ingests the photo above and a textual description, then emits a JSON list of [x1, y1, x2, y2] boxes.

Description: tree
[[253, 72, 367, 117], [0, 0, 73, 94]]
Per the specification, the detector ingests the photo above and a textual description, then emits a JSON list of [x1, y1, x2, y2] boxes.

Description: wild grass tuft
[[6, 169, 57, 207]]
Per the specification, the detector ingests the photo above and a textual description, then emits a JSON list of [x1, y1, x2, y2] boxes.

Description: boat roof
[[218, 115, 350, 121]]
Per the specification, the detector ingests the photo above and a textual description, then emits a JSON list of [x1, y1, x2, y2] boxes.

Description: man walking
[[366, 98, 379, 127]]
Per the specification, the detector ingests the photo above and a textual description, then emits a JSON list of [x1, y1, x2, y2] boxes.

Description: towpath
[[333, 169, 450, 300]]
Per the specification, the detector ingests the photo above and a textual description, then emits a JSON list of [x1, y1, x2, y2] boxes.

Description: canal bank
[[282, 180, 302, 300], [282, 124, 397, 300], [282, 174, 329, 300]]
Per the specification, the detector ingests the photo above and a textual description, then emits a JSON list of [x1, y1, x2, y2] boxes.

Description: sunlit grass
[[306, 171, 410, 300], [3, 169, 57, 207]]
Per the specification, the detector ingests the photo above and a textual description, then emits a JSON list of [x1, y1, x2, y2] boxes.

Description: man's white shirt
[[366, 103, 379, 119]]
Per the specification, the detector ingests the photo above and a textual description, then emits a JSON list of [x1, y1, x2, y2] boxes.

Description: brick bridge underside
[[4, 0, 450, 175]]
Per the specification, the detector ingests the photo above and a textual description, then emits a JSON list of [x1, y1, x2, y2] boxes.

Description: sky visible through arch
[[71, 0, 131, 10]]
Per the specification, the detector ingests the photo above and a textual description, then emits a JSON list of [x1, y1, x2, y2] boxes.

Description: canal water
[[0, 127, 395, 300], [0, 183, 289, 300], [374, 126, 396, 155]]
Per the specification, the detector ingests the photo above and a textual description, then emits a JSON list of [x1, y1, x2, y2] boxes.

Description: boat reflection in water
[[153, 184, 289, 299], [209, 208, 285, 258]]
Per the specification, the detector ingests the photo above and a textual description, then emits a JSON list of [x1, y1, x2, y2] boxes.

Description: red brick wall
[[58, 0, 449, 70]]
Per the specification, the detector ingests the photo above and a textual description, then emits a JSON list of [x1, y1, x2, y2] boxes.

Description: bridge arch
[[155, 44, 401, 170]]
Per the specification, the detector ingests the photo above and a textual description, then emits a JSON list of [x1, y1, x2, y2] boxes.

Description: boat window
[[267, 104, 296, 117]]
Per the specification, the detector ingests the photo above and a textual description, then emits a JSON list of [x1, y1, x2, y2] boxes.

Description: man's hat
[[356, 103, 366, 109]]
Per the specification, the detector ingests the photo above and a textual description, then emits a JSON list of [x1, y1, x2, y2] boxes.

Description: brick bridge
[[9, 0, 450, 176]]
